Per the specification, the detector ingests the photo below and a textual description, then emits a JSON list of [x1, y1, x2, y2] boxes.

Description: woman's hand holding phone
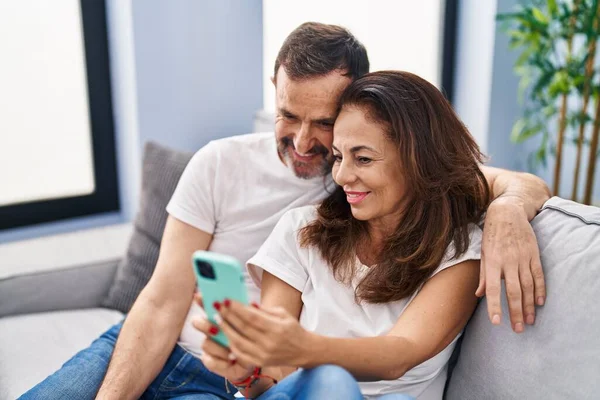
[[191, 293, 255, 382]]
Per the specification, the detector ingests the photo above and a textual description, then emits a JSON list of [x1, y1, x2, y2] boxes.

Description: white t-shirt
[[247, 206, 482, 400], [166, 132, 335, 356]]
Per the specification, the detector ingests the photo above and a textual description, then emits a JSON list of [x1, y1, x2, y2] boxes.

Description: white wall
[[262, 0, 445, 112], [453, 0, 541, 169], [106, 0, 141, 223], [453, 0, 497, 152]]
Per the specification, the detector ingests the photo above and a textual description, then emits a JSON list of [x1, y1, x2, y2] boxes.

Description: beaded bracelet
[[226, 367, 278, 398]]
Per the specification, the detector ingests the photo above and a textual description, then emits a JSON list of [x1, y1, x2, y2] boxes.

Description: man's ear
[[270, 76, 275, 86]]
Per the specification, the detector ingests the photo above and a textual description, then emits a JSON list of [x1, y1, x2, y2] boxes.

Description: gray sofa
[[1, 143, 599, 399]]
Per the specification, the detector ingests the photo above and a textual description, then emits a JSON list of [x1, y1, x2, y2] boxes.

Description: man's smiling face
[[274, 68, 352, 179]]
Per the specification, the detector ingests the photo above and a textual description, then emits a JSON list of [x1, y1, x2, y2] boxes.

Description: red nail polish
[[213, 301, 221, 311], [251, 302, 260, 309], [223, 298, 231, 307], [209, 326, 219, 335], [230, 359, 237, 365]]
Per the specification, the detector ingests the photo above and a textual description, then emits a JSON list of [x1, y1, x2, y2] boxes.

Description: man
[[23, 22, 549, 399]]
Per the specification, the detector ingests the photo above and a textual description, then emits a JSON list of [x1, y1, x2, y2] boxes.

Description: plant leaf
[[548, 0, 558, 17], [510, 118, 528, 143], [532, 7, 549, 24]]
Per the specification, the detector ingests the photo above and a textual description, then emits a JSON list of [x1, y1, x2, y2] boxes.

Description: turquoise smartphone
[[192, 250, 249, 348]]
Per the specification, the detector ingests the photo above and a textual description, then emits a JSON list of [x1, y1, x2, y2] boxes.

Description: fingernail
[[213, 301, 221, 311], [537, 297, 545, 306], [228, 353, 237, 365], [223, 298, 231, 307], [492, 314, 501, 325], [515, 322, 524, 333], [526, 314, 535, 325], [209, 326, 219, 335], [251, 302, 260, 309]]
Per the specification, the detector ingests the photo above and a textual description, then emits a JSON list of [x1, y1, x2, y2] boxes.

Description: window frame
[[442, 0, 458, 103], [0, 0, 120, 231]]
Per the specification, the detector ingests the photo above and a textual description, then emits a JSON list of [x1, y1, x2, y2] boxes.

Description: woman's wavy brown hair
[[299, 71, 491, 303]]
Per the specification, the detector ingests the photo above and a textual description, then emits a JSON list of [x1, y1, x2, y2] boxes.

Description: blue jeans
[[20, 321, 234, 400], [21, 321, 413, 400]]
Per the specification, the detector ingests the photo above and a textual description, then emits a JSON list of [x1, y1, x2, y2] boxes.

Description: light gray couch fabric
[[0, 308, 123, 400], [446, 197, 600, 399], [0, 222, 131, 318], [0, 260, 119, 318], [102, 142, 193, 313]]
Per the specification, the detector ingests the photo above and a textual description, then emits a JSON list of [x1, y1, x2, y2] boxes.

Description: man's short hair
[[274, 22, 370, 81]]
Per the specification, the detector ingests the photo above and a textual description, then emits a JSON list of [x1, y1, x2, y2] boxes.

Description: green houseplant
[[498, 0, 600, 204]]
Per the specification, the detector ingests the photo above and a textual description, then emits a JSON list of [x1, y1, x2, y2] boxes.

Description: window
[[0, 0, 119, 230], [262, 0, 458, 112]]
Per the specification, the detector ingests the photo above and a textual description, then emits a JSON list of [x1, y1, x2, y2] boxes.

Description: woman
[[193, 70, 490, 399]]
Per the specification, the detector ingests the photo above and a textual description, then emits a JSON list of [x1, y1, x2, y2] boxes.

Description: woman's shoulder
[[434, 223, 483, 276], [463, 222, 483, 252], [450, 223, 483, 256]]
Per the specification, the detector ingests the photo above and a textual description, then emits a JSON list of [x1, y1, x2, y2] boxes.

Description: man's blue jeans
[[20, 321, 414, 400]]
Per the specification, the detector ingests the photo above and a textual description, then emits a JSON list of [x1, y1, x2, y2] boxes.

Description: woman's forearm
[[242, 334, 413, 397], [299, 333, 416, 382], [242, 335, 411, 400]]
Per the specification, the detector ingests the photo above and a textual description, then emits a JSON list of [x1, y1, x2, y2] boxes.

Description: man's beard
[[277, 137, 332, 179]]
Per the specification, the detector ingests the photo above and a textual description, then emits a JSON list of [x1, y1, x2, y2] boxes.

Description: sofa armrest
[[0, 223, 132, 318], [0, 260, 121, 318]]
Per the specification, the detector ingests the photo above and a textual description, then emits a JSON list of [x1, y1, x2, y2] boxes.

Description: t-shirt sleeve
[[247, 208, 311, 293], [431, 223, 483, 278], [166, 141, 219, 234]]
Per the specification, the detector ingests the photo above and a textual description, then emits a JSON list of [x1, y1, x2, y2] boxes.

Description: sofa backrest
[[446, 197, 600, 399], [102, 142, 193, 312]]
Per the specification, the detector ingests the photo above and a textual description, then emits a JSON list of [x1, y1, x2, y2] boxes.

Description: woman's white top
[[247, 206, 482, 400]]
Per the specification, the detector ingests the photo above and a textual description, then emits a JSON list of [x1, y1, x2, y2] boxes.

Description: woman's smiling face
[[332, 105, 407, 231]]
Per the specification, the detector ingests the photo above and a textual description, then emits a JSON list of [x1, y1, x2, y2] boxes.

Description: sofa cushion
[[102, 142, 193, 312], [446, 197, 600, 399], [0, 223, 131, 318], [0, 308, 123, 400], [0, 259, 119, 319]]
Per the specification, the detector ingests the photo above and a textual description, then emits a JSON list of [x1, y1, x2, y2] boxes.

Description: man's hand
[[477, 166, 550, 333], [476, 199, 546, 333]]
